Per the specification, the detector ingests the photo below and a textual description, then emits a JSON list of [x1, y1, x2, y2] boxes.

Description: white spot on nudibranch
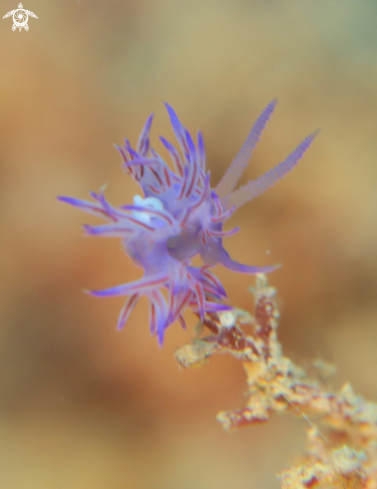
[[218, 310, 236, 328], [132, 195, 164, 223]]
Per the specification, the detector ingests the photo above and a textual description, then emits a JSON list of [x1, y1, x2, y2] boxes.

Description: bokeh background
[[1, 0, 377, 487]]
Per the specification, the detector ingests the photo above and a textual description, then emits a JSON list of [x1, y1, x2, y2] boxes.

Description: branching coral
[[175, 274, 377, 489]]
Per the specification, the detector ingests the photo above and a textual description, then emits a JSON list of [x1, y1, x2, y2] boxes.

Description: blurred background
[[1, 0, 377, 487]]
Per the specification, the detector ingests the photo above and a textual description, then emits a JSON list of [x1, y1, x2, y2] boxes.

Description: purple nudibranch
[[58, 100, 318, 345]]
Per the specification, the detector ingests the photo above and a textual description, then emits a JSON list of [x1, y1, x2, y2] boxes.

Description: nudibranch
[[58, 100, 317, 345]]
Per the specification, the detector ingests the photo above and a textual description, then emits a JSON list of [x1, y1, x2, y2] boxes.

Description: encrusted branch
[[174, 274, 377, 489]]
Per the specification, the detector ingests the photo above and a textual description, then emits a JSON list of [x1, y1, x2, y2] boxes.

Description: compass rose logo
[[3, 3, 38, 32]]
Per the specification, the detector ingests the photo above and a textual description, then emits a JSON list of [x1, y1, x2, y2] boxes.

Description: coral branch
[[174, 274, 377, 489]]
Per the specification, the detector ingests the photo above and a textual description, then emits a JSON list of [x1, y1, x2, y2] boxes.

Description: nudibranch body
[[59, 100, 317, 345]]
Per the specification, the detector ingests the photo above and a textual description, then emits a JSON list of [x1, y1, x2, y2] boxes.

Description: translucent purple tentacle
[[57, 196, 114, 221], [87, 274, 168, 297], [218, 247, 280, 274], [197, 130, 206, 170], [137, 113, 154, 156], [223, 130, 319, 210], [150, 289, 169, 346], [215, 99, 278, 199], [163, 103, 189, 156], [159, 136, 184, 176], [83, 223, 134, 237], [117, 294, 139, 330]]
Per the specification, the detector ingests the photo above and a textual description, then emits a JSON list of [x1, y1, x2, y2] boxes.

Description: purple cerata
[[58, 100, 318, 345]]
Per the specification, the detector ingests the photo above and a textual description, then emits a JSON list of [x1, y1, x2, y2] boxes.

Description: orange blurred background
[[1, 0, 377, 487]]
